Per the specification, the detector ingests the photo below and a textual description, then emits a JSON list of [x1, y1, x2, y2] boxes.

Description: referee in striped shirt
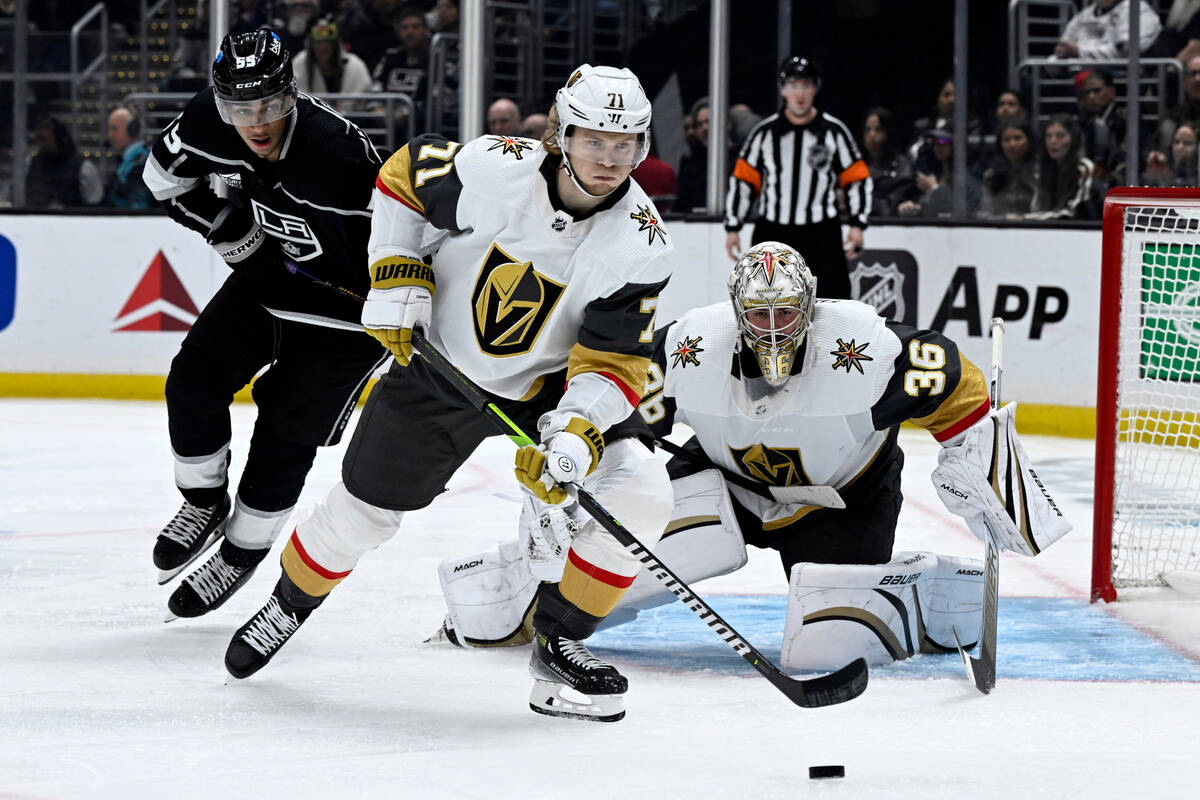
[[724, 56, 872, 299]]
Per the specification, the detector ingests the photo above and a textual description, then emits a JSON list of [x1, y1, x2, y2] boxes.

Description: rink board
[[590, 595, 1200, 683], [0, 215, 1102, 434]]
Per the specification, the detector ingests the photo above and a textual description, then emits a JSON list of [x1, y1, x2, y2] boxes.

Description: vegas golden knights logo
[[729, 444, 812, 486], [471, 243, 565, 356]]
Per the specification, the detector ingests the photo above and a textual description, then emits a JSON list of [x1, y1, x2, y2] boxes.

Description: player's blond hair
[[542, 105, 561, 155]]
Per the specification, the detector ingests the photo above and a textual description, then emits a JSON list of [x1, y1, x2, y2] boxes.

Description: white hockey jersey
[[371, 133, 674, 413], [644, 300, 990, 528]]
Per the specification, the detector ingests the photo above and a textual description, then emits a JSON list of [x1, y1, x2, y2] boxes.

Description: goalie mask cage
[[1093, 187, 1200, 602]]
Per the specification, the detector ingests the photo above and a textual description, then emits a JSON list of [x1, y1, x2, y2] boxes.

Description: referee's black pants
[[752, 218, 852, 299]]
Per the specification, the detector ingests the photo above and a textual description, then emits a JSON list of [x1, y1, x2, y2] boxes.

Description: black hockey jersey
[[143, 88, 384, 323]]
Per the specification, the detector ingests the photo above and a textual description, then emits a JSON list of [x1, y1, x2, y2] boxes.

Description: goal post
[[1093, 187, 1200, 602]]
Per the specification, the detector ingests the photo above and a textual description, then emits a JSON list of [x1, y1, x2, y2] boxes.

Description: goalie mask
[[728, 241, 817, 388], [553, 64, 652, 197]]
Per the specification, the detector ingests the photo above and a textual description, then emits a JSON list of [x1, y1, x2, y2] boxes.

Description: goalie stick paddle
[[952, 317, 1004, 695], [410, 330, 868, 709]]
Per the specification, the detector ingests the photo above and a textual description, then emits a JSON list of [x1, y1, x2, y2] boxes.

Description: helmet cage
[[728, 242, 817, 387]]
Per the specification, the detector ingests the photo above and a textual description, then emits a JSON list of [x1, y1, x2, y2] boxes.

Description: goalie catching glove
[[514, 411, 604, 505], [361, 255, 435, 365], [932, 402, 1071, 556]]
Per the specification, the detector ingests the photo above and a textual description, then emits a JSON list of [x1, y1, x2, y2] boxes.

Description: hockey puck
[[808, 765, 845, 780]]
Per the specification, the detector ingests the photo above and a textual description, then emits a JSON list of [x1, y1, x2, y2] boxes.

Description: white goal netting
[[1111, 205, 1200, 587]]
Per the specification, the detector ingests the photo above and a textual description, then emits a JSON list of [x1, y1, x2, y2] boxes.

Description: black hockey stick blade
[[413, 331, 868, 708]]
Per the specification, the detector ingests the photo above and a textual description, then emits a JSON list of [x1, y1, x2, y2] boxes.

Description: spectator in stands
[[1144, 120, 1200, 186], [520, 112, 549, 139], [340, 0, 403, 75], [275, 0, 321, 55], [908, 78, 981, 161], [293, 17, 373, 108], [487, 98, 522, 137], [231, 0, 271, 35], [981, 120, 1037, 219], [860, 107, 914, 217], [102, 107, 152, 209], [1052, 0, 1162, 60], [1028, 114, 1099, 220], [371, 5, 432, 132], [994, 89, 1029, 129], [426, 0, 459, 34], [26, 116, 102, 208], [1076, 68, 1126, 181], [1152, 54, 1200, 155], [897, 128, 980, 219], [728, 103, 763, 151], [631, 144, 678, 204], [673, 96, 714, 213]]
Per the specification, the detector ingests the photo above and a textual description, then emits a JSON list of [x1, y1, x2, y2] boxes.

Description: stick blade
[[767, 656, 869, 708], [953, 626, 995, 695]]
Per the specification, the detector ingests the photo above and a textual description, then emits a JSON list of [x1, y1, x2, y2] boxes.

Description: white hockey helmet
[[727, 241, 817, 387], [554, 64, 652, 175]]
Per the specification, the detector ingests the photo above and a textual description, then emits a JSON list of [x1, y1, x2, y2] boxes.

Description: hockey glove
[[361, 255, 436, 365], [931, 402, 1072, 556], [514, 412, 605, 505]]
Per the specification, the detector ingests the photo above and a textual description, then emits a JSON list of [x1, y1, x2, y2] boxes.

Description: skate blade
[[155, 528, 225, 585], [528, 679, 625, 723], [423, 622, 462, 647], [163, 610, 178, 623]]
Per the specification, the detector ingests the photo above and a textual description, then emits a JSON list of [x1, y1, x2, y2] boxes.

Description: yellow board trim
[[0, 374, 378, 406]]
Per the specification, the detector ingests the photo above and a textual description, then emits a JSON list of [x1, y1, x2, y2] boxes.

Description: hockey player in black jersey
[[142, 29, 388, 622]]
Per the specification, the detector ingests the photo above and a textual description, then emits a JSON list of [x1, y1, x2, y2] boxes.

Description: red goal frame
[[1093, 187, 1200, 603]]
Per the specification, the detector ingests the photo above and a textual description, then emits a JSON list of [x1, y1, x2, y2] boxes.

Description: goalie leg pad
[[573, 438, 674, 578], [780, 551, 984, 671], [438, 538, 539, 647], [603, 469, 748, 628]]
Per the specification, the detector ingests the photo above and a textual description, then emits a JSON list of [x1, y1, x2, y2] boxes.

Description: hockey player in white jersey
[[432, 241, 1071, 673], [224, 65, 675, 722]]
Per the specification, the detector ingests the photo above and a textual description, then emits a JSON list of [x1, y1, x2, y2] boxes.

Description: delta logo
[[112, 250, 200, 331]]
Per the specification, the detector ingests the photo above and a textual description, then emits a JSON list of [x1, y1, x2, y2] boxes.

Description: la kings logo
[[251, 200, 323, 261], [471, 243, 565, 356]]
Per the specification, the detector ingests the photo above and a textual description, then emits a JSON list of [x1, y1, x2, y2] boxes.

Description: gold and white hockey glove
[[514, 412, 604, 505], [361, 255, 435, 365], [931, 402, 1072, 556]]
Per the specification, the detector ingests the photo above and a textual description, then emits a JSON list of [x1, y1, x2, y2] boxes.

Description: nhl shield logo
[[851, 260, 906, 322], [807, 143, 831, 170], [471, 243, 565, 356]]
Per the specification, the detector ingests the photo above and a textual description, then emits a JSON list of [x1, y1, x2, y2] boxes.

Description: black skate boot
[[153, 493, 232, 585], [528, 631, 627, 722], [224, 578, 319, 679], [165, 540, 268, 621]]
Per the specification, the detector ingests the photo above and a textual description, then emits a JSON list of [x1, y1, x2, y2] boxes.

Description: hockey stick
[[654, 437, 845, 508], [410, 329, 868, 709], [952, 317, 1004, 695]]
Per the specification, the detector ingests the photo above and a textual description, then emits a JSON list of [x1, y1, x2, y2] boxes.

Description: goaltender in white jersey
[[223, 64, 676, 723], [435, 241, 1071, 674]]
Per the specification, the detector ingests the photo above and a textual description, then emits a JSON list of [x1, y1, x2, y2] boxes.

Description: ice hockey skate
[[153, 493, 232, 585], [164, 543, 265, 621], [528, 631, 627, 722], [224, 580, 314, 679], [424, 616, 462, 647]]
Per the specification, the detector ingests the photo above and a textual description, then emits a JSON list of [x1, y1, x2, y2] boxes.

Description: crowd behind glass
[[6, 0, 1198, 222]]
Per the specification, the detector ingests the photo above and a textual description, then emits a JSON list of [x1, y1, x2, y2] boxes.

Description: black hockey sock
[[278, 571, 327, 612], [219, 538, 270, 569]]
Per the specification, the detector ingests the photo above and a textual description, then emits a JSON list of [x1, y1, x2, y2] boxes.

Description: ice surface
[[1, 399, 1197, 799]]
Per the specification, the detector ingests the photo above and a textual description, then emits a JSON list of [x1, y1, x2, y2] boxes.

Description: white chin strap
[[562, 152, 618, 199]]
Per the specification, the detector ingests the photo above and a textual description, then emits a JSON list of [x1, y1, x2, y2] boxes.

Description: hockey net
[[1093, 188, 1200, 602]]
